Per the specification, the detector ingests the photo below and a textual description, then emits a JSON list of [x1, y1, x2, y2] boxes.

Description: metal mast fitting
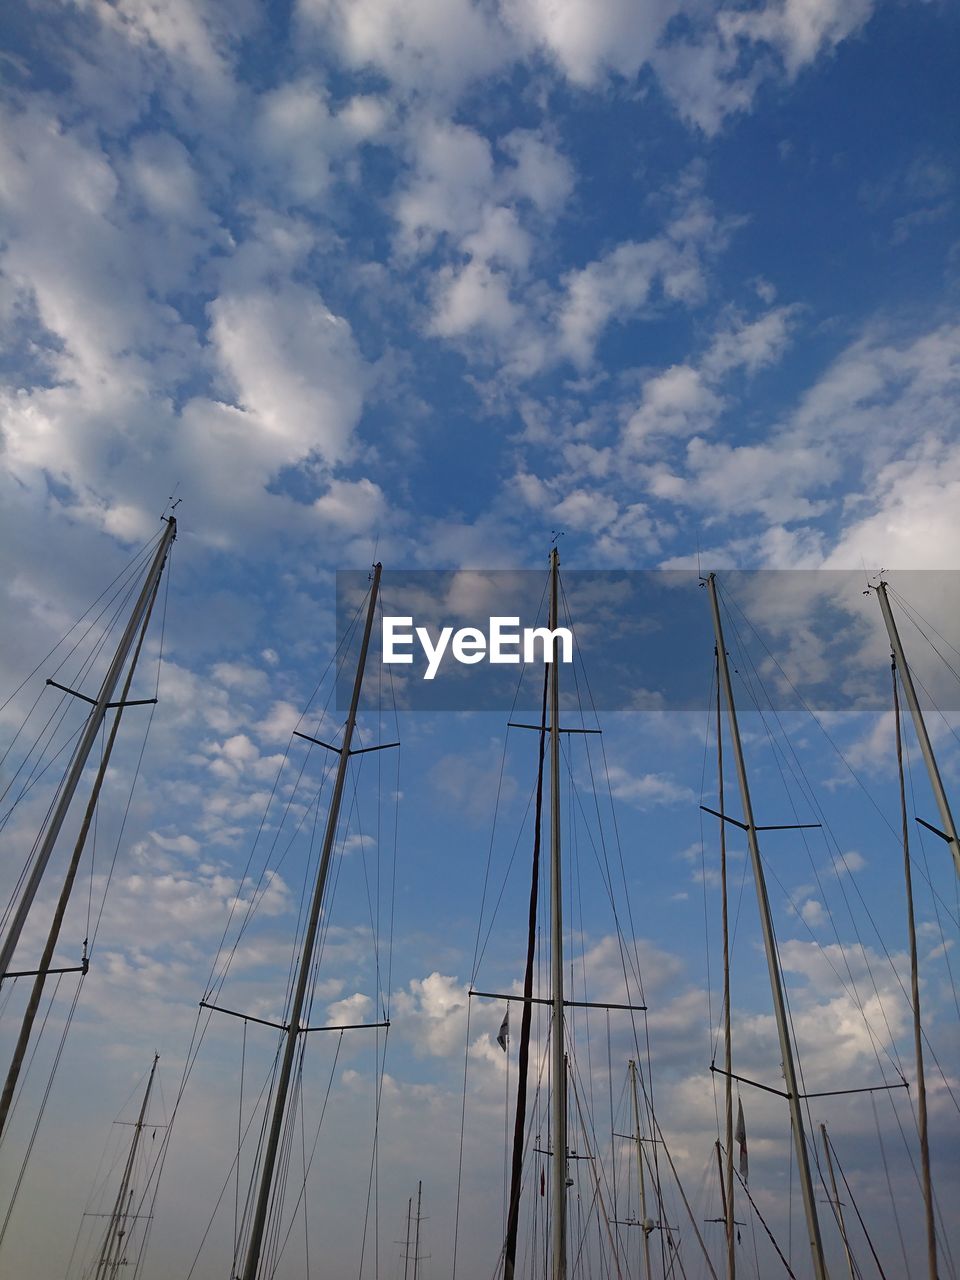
[[705, 574, 828, 1280], [875, 580, 960, 879], [239, 563, 383, 1280], [0, 517, 177, 981]]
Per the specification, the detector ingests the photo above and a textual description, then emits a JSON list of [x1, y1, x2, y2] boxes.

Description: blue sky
[[1, 1, 959, 1278]]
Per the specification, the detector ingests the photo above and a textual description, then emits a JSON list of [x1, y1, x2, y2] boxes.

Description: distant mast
[[94, 1054, 159, 1280]]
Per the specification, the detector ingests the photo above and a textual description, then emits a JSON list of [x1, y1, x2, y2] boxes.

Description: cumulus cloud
[[299, 0, 510, 99], [208, 282, 365, 467], [393, 971, 470, 1056], [604, 764, 694, 809]]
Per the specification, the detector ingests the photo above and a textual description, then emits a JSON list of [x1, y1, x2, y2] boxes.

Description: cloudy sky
[[1, 0, 959, 1277]]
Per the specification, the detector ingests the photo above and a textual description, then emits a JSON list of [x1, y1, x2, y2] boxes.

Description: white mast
[[0, 517, 177, 980], [628, 1060, 652, 1280], [891, 658, 938, 1280], [0, 526, 171, 1140], [820, 1124, 855, 1280], [548, 546, 567, 1280], [94, 1053, 159, 1280], [403, 1196, 412, 1280], [413, 1180, 423, 1280], [705, 574, 828, 1280], [715, 654, 736, 1280], [239, 563, 382, 1280], [875, 580, 960, 879]]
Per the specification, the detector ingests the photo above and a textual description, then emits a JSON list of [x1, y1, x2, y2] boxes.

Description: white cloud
[[654, 0, 876, 134], [834, 850, 867, 875], [798, 896, 826, 927], [256, 700, 306, 743], [702, 304, 800, 378], [604, 763, 694, 808], [557, 240, 687, 367], [499, 129, 574, 214], [626, 364, 723, 445], [823, 437, 960, 570], [209, 281, 365, 466], [393, 971, 470, 1056], [503, 0, 675, 87], [326, 991, 373, 1025], [555, 176, 734, 368], [252, 80, 392, 208], [313, 477, 388, 535], [646, 435, 829, 522], [462, 205, 532, 272], [626, 305, 799, 447], [430, 260, 520, 338], [300, 0, 509, 99], [300, 0, 878, 137], [124, 131, 211, 228], [394, 118, 496, 254], [719, 0, 875, 80], [553, 487, 620, 533], [211, 661, 269, 694]]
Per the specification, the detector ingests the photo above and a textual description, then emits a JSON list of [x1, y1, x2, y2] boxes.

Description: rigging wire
[[161, 570, 399, 1280], [0, 538, 173, 1241], [715, 578, 960, 1270]]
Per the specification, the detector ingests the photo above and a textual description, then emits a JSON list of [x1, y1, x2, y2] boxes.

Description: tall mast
[[413, 1180, 422, 1280], [403, 1196, 412, 1280], [628, 1060, 652, 1280], [503, 669, 549, 1280], [891, 659, 938, 1280], [705, 574, 827, 1280], [548, 546, 567, 1280], [239, 564, 382, 1280], [95, 1053, 159, 1280], [0, 517, 177, 980], [875, 580, 960, 879], [716, 653, 735, 1280], [0, 539, 168, 1140], [820, 1124, 855, 1280]]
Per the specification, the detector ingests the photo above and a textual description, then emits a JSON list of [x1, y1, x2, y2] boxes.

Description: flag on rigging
[[735, 1098, 748, 1183], [497, 1007, 509, 1051]]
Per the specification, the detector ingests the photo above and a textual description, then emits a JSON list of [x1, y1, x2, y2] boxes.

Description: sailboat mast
[[413, 1180, 422, 1280], [820, 1124, 855, 1280], [705, 574, 827, 1280], [239, 564, 383, 1280], [891, 659, 938, 1280], [548, 546, 567, 1280], [503, 670, 549, 1280], [403, 1196, 412, 1280], [628, 1060, 652, 1280], [94, 1053, 159, 1280], [0, 544, 168, 1141], [0, 517, 177, 981], [875, 580, 960, 879], [715, 653, 735, 1280]]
